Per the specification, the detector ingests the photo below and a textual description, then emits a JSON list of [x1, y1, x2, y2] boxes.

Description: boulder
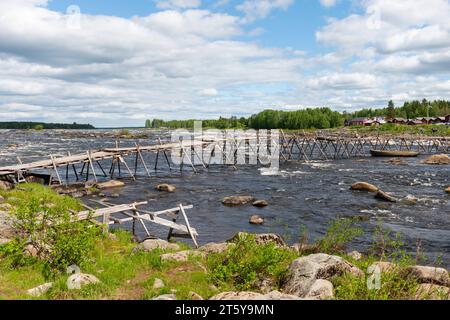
[[369, 261, 398, 274], [350, 182, 379, 193], [249, 215, 264, 225], [136, 239, 180, 252], [198, 242, 235, 255], [222, 195, 254, 206], [445, 187, 450, 194], [210, 291, 302, 300], [227, 232, 287, 247], [304, 279, 334, 300], [282, 253, 363, 297], [0, 181, 13, 192], [0, 195, 4, 203], [252, 200, 269, 207], [421, 154, 450, 165], [25, 176, 46, 185], [95, 180, 125, 189], [27, 283, 53, 297], [155, 184, 176, 193], [160, 250, 205, 262], [152, 278, 165, 290], [67, 273, 100, 290], [403, 266, 450, 286], [189, 291, 204, 300], [347, 251, 363, 261], [152, 294, 177, 300], [415, 284, 450, 300], [290, 243, 318, 254], [375, 190, 397, 202]]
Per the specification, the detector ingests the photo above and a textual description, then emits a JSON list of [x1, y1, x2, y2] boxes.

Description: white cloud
[[236, 0, 294, 23], [319, 0, 337, 8], [200, 88, 219, 96], [155, 0, 202, 10]]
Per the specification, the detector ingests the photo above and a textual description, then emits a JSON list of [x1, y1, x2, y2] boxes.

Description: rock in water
[[252, 200, 269, 207], [155, 184, 176, 193], [95, 180, 125, 189], [222, 195, 254, 206], [375, 190, 397, 202], [67, 273, 100, 290], [422, 154, 450, 165], [249, 215, 264, 225], [445, 187, 450, 194], [350, 182, 379, 193]]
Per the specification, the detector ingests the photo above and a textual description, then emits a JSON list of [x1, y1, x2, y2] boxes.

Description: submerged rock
[[421, 154, 450, 165], [155, 184, 176, 193], [252, 200, 269, 207], [249, 215, 264, 225], [95, 180, 125, 189], [350, 182, 379, 193], [222, 195, 254, 206], [375, 190, 397, 202]]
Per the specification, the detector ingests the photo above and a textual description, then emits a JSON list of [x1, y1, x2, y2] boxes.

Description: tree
[[386, 100, 396, 120]]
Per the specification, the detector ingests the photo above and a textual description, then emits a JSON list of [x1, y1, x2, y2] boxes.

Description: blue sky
[[0, 0, 449, 127]]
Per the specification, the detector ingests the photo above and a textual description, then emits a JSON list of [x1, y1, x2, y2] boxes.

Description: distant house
[[407, 120, 423, 126], [346, 118, 368, 126], [390, 118, 408, 125], [416, 117, 435, 124]]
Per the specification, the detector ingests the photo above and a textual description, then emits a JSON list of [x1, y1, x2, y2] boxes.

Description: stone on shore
[[136, 239, 180, 252], [227, 232, 287, 247], [369, 261, 398, 274], [304, 279, 334, 300], [210, 291, 302, 300], [95, 180, 125, 189], [27, 283, 53, 297], [189, 291, 204, 300], [198, 242, 235, 255], [403, 266, 450, 286], [282, 253, 362, 298], [152, 278, 165, 290], [67, 273, 100, 290], [252, 200, 269, 207], [222, 195, 254, 206], [155, 184, 176, 193], [350, 182, 379, 193], [347, 251, 363, 261], [249, 215, 264, 225], [160, 250, 205, 262], [375, 190, 397, 202], [0, 181, 13, 192], [415, 284, 450, 300], [421, 154, 450, 165]]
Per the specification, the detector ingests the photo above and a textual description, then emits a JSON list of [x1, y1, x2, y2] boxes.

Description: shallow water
[[1, 129, 449, 267]]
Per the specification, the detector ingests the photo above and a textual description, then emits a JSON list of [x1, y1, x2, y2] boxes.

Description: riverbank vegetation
[[0, 122, 95, 130], [0, 184, 448, 300], [145, 99, 450, 131]]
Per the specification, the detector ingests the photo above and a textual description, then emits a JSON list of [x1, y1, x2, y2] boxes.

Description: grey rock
[[137, 239, 180, 252], [153, 278, 165, 290], [304, 279, 334, 300], [375, 190, 397, 202], [403, 266, 450, 286], [152, 294, 177, 300], [222, 195, 254, 206], [198, 242, 234, 255], [27, 283, 53, 297], [415, 284, 450, 300], [249, 215, 264, 225], [160, 250, 205, 262], [155, 184, 176, 193], [67, 273, 100, 290], [252, 200, 269, 207], [228, 232, 287, 247]]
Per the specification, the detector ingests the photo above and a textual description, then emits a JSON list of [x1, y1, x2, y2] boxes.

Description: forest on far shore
[[146, 99, 450, 130], [0, 122, 95, 130]]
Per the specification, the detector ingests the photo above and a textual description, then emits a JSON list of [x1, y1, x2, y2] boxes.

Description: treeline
[[0, 122, 95, 130], [345, 99, 450, 120], [145, 99, 450, 130]]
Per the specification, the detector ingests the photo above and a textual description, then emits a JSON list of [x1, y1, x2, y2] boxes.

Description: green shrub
[[206, 234, 297, 291], [316, 218, 363, 254], [3, 184, 101, 277]]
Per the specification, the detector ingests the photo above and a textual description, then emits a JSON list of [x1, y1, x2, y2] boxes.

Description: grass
[[347, 124, 450, 136], [0, 185, 447, 300]]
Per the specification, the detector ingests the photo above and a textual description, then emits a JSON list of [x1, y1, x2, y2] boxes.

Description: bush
[[2, 184, 101, 277], [206, 234, 297, 291], [316, 218, 363, 254]]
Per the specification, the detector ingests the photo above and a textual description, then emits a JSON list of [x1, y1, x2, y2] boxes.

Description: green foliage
[[2, 184, 101, 277], [33, 124, 44, 131], [206, 234, 297, 291], [316, 218, 363, 254]]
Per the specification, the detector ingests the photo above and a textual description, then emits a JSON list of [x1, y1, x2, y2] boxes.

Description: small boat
[[370, 149, 420, 157]]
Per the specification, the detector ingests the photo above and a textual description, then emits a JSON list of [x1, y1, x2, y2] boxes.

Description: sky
[[0, 0, 449, 127]]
